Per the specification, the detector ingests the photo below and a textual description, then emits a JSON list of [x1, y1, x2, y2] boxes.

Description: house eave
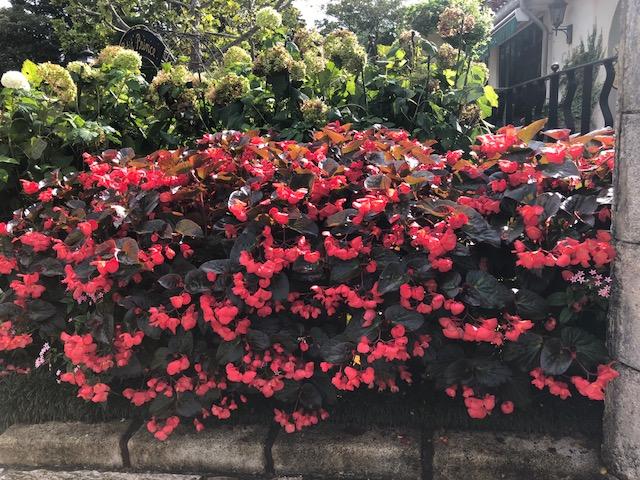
[[492, 0, 521, 25]]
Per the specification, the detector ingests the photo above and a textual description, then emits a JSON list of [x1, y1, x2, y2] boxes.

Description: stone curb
[[0, 469, 202, 480], [431, 430, 606, 480], [0, 421, 130, 470], [271, 425, 421, 480], [0, 421, 610, 479], [128, 424, 268, 475]]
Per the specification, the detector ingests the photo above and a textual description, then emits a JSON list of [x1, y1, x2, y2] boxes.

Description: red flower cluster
[[0, 121, 617, 439]]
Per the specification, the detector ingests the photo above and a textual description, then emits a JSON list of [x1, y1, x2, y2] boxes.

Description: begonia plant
[[0, 120, 617, 438]]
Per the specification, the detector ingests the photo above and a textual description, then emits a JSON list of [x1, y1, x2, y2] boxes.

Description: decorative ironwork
[[492, 56, 618, 135], [120, 26, 175, 69]]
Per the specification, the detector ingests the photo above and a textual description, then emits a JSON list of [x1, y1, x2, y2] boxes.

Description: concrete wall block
[[0, 421, 129, 470], [608, 241, 640, 370], [271, 425, 421, 480], [128, 424, 268, 475], [603, 363, 640, 480], [617, 0, 640, 113], [612, 114, 640, 243]]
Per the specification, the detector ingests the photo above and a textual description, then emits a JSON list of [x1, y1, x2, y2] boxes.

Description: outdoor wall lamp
[[549, 0, 573, 44], [77, 49, 96, 66]]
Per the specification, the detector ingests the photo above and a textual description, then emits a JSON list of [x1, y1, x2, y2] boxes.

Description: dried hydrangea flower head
[[437, 6, 476, 38], [290, 60, 307, 82], [294, 29, 327, 75], [459, 103, 481, 125], [398, 29, 421, 47], [437, 43, 460, 68]]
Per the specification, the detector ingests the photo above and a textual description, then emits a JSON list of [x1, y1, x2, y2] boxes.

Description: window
[[498, 23, 543, 87]]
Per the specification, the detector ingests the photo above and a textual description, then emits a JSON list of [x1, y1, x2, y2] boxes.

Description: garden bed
[[0, 418, 607, 480], [0, 370, 603, 437]]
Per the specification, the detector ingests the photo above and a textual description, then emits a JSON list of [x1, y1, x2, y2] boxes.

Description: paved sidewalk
[[0, 471, 302, 480]]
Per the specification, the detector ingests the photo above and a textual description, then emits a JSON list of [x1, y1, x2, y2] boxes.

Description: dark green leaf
[[384, 305, 424, 331], [547, 291, 568, 307], [176, 392, 202, 417], [320, 338, 352, 363], [289, 215, 319, 236], [464, 270, 513, 309], [539, 159, 580, 179], [247, 329, 271, 350], [440, 271, 462, 298], [378, 262, 408, 295], [515, 289, 548, 320], [175, 219, 204, 238], [561, 327, 609, 367], [149, 394, 172, 416], [216, 341, 243, 364], [326, 209, 357, 227], [299, 383, 323, 409], [503, 333, 543, 369], [271, 273, 289, 302], [26, 300, 57, 321], [158, 273, 183, 290], [540, 338, 573, 375], [330, 259, 360, 283], [200, 259, 234, 274], [185, 269, 209, 294], [116, 238, 140, 265]]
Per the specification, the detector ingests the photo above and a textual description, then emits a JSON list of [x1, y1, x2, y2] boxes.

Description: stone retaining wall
[[0, 421, 610, 479]]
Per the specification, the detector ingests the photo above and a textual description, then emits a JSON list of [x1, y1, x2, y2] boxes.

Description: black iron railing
[[492, 56, 618, 134]]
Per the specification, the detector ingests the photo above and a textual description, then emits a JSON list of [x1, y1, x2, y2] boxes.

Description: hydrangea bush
[[1, 1, 498, 214], [0, 120, 616, 439]]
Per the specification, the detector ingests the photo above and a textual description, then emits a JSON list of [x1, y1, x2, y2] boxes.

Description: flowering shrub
[[0, 120, 616, 438], [1, 0, 499, 214]]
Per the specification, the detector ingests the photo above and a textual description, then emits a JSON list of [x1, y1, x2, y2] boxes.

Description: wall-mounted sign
[[120, 26, 174, 69]]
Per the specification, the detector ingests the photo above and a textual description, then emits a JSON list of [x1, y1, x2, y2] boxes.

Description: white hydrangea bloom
[[256, 6, 282, 30], [1, 71, 30, 90]]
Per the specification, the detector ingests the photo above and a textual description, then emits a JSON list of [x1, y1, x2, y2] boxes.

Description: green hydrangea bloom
[[149, 65, 198, 110], [294, 29, 324, 53], [223, 46, 253, 69], [66, 61, 97, 81], [324, 29, 367, 73], [206, 73, 250, 105], [301, 98, 329, 127], [303, 50, 327, 75], [111, 50, 142, 73], [255, 6, 282, 30], [37, 62, 77, 104], [97, 46, 142, 73], [254, 44, 294, 76], [290, 60, 307, 82]]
